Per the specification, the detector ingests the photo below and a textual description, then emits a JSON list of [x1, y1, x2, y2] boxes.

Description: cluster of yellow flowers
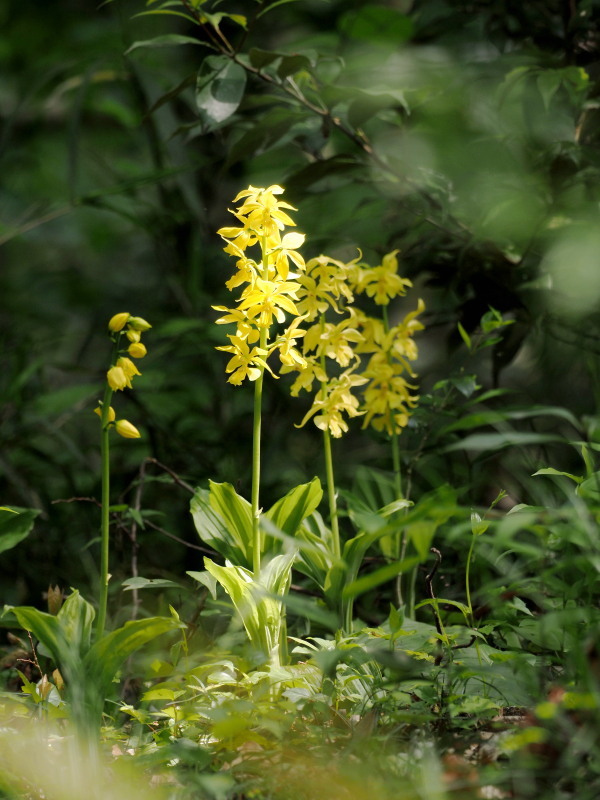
[[95, 312, 151, 439], [216, 185, 425, 438], [214, 185, 307, 385]]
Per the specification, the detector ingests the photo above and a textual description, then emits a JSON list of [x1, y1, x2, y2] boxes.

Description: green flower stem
[[251, 355, 265, 577], [465, 534, 476, 625], [382, 305, 409, 608], [96, 382, 113, 640], [250, 236, 270, 577], [318, 314, 341, 560], [323, 427, 341, 559], [382, 306, 403, 500], [391, 431, 402, 509]]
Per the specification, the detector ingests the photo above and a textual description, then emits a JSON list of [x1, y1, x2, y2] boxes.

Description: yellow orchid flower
[[297, 369, 367, 437], [107, 366, 128, 391], [359, 250, 412, 305], [238, 278, 301, 328], [216, 335, 274, 385]]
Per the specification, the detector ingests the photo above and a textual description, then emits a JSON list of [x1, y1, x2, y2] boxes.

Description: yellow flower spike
[[128, 342, 147, 359], [108, 312, 130, 332], [114, 419, 141, 439], [94, 405, 116, 422], [107, 366, 128, 391], [127, 316, 152, 332]]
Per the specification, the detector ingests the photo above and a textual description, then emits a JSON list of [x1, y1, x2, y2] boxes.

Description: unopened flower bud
[[107, 366, 128, 391], [128, 316, 152, 332], [114, 419, 141, 439], [94, 405, 116, 422], [126, 329, 141, 343], [128, 342, 147, 359], [47, 585, 63, 615], [108, 312, 130, 332]]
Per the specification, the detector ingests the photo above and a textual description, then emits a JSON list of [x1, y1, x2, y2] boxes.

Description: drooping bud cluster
[[96, 313, 152, 439]]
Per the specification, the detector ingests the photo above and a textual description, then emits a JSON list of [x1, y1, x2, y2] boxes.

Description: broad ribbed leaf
[[56, 590, 95, 657], [84, 616, 182, 696], [204, 558, 263, 648], [342, 557, 420, 600], [264, 478, 322, 555], [190, 486, 250, 566], [6, 606, 64, 666]]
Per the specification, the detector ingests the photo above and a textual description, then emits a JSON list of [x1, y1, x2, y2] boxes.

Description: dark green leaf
[[126, 34, 206, 55], [339, 5, 413, 43], [0, 508, 39, 556]]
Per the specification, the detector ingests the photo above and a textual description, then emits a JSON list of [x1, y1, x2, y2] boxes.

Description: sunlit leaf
[[195, 56, 247, 130]]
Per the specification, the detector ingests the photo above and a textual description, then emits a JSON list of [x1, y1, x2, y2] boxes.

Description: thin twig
[[143, 518, 213, 554], [143, 457, 195, 494], [51, 496, 101, 507]]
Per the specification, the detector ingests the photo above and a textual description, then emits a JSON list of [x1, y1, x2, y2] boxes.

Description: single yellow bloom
[[212, 305, 260, 344], [107, 366, 128, 391], [275, 315, 308, 368], [218, 225, 258, 250], [108, 312, 130, 332], [238, 278, 301, 328], [359, 250, 412, 305], [94, 405, 116, 422], [283, 358, 327, 397], [117, 357, 141, 381], [216, 335, 274, 385], [128, 342, 147, 359], [127, 316, 152, 332], [114, 419, 141, 439], [297, 370, 367, 437]]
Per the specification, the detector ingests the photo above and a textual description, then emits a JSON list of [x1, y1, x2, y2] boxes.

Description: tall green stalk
[[96, 382, 113, 640], [318, 314, 341, 560], [381, 306, 411, 610], [323, 428, 341, 559], [251, 237, 271, 576], [251, 351, 265, 577]]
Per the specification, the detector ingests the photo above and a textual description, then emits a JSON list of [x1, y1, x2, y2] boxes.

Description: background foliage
[[2, 3, 600, 798], [1, 0, 600, 617]]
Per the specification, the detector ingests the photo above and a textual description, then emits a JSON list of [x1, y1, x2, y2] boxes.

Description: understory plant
[[1, 314, 182, 742], [191, 185, 426, 664]]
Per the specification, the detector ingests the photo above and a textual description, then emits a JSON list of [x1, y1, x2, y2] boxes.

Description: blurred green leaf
[[125, 34, 207, 54], [195, 56, 247, 130], [0, 508, 39, 556]]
